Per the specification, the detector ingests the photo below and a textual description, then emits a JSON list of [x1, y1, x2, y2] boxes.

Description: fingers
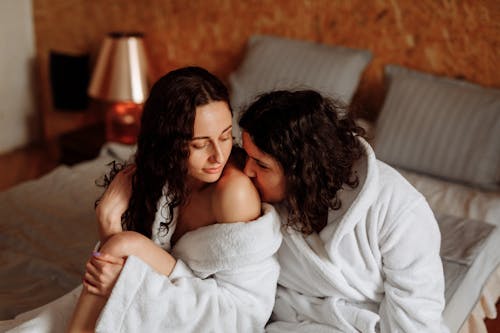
[[85, 258, 101, 278], [83, 270, 99, 288], [116, 164, 135, 182], [84, 255, 119, 284], [108, 165, 135, 187], [122, 164, 136, 174], [82, 252, 125, 297], [92, 252, 126, 265], [83, 260, 103, 294], [82, 279, 106, 297], [87, 256, 122, 279], [84, 259, 108, 292], [87, 251, 125, 272]]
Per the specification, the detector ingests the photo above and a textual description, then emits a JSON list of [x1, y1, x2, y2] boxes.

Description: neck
[[185, 177, 208, 193]]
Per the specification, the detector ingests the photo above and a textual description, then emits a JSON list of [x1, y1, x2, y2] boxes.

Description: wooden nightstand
[[58, 123, 106, 165]]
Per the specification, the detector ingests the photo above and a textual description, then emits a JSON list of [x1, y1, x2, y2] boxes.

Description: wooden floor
[[0, 144, 499, 331]]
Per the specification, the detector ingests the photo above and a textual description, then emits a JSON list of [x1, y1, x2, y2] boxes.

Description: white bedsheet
[[0, 144, 498, 333], [398, 169, 500, 333], [0, 154, 114, 320]]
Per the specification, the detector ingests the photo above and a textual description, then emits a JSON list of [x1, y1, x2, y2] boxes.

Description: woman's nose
[[209, 143, 223, 163], [243, 160, 256, 178]]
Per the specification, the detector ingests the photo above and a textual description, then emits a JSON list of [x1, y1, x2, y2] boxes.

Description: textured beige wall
[[0, 0, 37, 153], [33, 0, 500, 138]]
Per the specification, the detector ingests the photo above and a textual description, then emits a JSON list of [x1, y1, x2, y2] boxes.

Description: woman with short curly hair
[[239, 90, 448, 332], [239, 90, 364, 234]]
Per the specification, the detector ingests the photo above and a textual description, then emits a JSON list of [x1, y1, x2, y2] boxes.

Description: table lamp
[[88, 32, 150, 144]]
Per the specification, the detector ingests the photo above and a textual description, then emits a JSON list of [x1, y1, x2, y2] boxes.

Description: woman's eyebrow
[[221, 125, 232, 134], [192, 125, 232, 140]]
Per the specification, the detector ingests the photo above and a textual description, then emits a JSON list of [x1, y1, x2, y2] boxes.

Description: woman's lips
[[203, 166, 222, 174]]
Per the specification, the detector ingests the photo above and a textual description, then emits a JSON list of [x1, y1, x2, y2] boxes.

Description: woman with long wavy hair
[[52, 67, 281, 332]]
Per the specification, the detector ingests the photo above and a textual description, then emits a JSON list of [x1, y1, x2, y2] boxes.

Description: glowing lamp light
[[107, 102, 143, 144], [88, 32, 150, 144]]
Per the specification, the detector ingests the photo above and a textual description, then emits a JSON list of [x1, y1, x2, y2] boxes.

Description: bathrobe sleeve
[[378, 198, 448, 333], [95, 253, 279, 333]]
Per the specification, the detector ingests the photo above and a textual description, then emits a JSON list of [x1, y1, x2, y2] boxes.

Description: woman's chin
[[200, 172, 223, 184]]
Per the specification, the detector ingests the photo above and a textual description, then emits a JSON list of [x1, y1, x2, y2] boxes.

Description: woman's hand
[[83, 252, 125, 297], [96, 164, 136, 242]]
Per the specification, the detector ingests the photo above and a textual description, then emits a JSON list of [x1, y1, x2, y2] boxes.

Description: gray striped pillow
[[229, 35, 372, 140], [374, 65, 500, 190]]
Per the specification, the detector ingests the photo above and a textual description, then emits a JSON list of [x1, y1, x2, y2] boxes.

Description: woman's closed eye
[[247, 156, 270, 170], [220, 133, 232, 142], [191, 140, 209, 149], [256, 161, 270, 169]]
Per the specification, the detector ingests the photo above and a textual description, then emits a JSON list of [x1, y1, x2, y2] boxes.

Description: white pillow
[[374, 65, 500, 190], [229, 34, 372, 141]]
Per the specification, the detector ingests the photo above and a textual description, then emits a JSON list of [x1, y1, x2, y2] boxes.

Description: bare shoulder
[[212, 166, 261, 223]]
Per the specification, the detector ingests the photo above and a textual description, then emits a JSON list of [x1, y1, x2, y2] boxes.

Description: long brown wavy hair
[[101, 67, 230, 238], [239, 90, 365, 234]]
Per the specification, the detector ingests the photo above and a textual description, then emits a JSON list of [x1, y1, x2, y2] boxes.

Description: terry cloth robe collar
[[172, 203, 282, 277], [152, 193, 282, 278], [320, 138, 379, 255]]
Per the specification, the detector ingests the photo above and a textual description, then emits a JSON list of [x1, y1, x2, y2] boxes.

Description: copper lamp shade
[[88, 32, 150, 103], [88, 32, 150, 144]]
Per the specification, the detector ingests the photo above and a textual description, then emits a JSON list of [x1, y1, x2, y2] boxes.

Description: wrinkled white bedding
[[398, 168, 500, 333], [0, 154, 113, 320], [0, 144, 498, 333]]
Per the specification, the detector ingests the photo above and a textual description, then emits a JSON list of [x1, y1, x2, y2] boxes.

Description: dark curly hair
[[109, 66, 231, 238], [239, 90, 365, 234]]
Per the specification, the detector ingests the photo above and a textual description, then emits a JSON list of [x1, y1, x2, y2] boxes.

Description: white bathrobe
[[266, 139, 449, 333], [1, 203, 282, 333], [96, 202, 282, 333]]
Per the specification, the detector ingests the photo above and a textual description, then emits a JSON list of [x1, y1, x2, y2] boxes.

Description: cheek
[[187, 151, 204, 171], [223, 140, 233, 159], [257, 173, 278, 196], [272, 176, 285, 193], [267, 172, 286, 201], [276, 178, 287, 200]]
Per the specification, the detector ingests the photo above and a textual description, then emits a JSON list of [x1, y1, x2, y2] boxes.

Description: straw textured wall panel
[[33, 0, 500, 138]]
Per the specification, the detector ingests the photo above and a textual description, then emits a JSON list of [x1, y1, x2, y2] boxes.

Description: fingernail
[[92, 251, 101, 257]]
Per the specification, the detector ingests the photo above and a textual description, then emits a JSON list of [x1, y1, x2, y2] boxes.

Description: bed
[[1, 35, 499, 333]]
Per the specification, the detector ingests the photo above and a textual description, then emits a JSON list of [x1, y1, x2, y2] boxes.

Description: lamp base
[[106, 102, 142, 144]]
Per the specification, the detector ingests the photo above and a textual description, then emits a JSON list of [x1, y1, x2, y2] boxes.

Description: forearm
[[95, 166, 134, 243], [67, 288, 106, 333], [95, 205, 123, 243], [99, 231, 176, 276]]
